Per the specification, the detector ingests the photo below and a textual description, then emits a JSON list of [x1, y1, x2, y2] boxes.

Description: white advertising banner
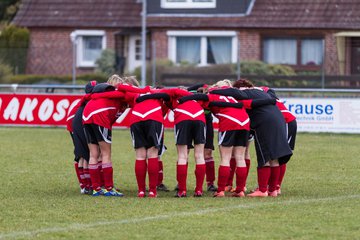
[[283, 98, 360, 133]]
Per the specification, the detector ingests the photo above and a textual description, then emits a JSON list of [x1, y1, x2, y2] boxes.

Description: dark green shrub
[[0, 24, 29, 74], [95, 49, 116, 75], [0, 60, 13, 82]]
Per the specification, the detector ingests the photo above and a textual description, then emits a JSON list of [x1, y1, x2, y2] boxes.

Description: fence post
[[237, 38, 241, 80], [152, 40, 156, 87], [321, 38, 325, 89]]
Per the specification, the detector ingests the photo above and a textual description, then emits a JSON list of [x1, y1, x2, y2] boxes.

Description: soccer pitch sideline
[[0, 127, 359, 240]]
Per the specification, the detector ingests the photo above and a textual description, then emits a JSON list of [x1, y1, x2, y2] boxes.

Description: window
[[168, 31, 237, 65], [71, 30, 106, 67], [135, 39, 142, 61], [161, 0, 216, 9], [263, 37, 323, 67]]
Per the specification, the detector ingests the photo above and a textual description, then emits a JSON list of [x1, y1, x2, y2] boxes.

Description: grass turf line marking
[[1, 194, 360, 239]]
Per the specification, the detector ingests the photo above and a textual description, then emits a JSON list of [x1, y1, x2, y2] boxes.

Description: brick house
[[12, 0, 360, 77]]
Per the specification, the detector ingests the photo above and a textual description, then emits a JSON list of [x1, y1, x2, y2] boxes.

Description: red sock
[[195, 164, 206, 192], [135, 160, 147, 192], [278, 164, 287, 187], [217, 165, 230, 192], [98, 161, 104, 188], [235, 167, 247, 193], [148, 158, 159, 194], [205, 157, 215, 185], [257, 166, 271, 193], [245, 158, 251, 178], [177, 164, 188, 192], [102, 162, 114, 191], [158, 160, 164, 185], [268, 166, 280, 192], [227, 158, 236, 186], [83, 167, 91, 188], [89, 163, 101, 191], [74, 162, 82, 186]]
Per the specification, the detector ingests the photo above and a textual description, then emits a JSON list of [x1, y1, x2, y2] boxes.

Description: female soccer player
[[66, 81, 97, 194], [211, 79, 293, 197], [122, 84, 170, 198], [259, 86, 297, 195], [159, 87, 207, 197]]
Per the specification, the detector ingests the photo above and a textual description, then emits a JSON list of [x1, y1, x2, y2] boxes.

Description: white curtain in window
[[264, 39, 297, 64], [176, 37, 201, 64], [83, 36, 102, 62], [301, 39, 323, 65], [208, 37, 232, 64]]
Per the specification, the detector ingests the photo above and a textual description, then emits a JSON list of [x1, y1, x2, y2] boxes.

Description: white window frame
[[72, 30, 106, 67], [167, 30, 237, 66], [161, 0, 216, 9]]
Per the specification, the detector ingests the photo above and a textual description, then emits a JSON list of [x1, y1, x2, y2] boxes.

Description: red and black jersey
[[124, 91, 165, 125], [276, 100, 296, 123], [160, 88, 205, 125], [66, 94, 91, 132], [205, 93, 250, 132], [82, 91, 127, 129]]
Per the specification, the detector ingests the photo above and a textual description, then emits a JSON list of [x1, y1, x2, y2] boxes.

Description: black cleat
[[207, 184, 218, 192], [174, 191, 187, 198], [157, 183, 170, 192]]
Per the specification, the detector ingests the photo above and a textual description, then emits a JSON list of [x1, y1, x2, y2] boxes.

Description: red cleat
[[213, 191, 225, 198], [268, 190, 278, 197], [231, 191, 245, 197], [137, 191, 145, 198], [148, 191, 157, 198], [247, 190, 268, 197]]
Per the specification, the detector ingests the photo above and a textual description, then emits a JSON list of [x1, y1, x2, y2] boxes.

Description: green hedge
[[0, 24, 29, 74]]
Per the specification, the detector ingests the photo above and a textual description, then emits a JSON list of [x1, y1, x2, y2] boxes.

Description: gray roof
[[13, 0, 360, 30]]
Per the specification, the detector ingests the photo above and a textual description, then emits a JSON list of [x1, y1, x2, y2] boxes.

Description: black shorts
[[72, 106, 90, 161], [83, 124, 112, 144], [218, 130, 249, 147], [175, 120, 206, 146], [158, 134, 167, 156], [130, 120, 164, 149], [287, 119, 297, 150], [205, 113, 215, 150]]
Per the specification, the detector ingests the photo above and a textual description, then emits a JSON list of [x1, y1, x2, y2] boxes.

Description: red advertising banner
[[0, 93, 180, 128]]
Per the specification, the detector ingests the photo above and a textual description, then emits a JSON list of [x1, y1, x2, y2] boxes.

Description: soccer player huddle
[[66, 75, 297, 198]]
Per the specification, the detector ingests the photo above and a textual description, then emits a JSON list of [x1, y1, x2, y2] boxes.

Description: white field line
[[1, 194, 359, 239]]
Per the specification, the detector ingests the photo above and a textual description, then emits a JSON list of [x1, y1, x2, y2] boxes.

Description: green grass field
[[1, 127, 360, 240]]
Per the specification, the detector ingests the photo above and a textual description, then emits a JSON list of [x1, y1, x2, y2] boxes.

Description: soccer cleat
[[103, 188, 124, 197], [247, 190, 268, 197], [207, 184, 218, 192], [148, 191, 157, 198], [276, 185, 282, 195], [137, 191, 145, 198], [174, 191, 187, 198], [80, 187, 86, 194], [230, 188, 236, 193], [157, 183, 170, 192], [224, 185, 233, 192], [213, 191, 225, 198], [92, 188, 104, 196], [268, 190, 278, 197], [231, 191, 245, 197], [174, 184, 179, 191], [193, 191, 203, 197]]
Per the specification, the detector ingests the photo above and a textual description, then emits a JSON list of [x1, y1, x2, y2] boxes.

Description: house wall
[[26, 28, 341, 76], [150, 28, 340, 75], [27, 28, 116, 76]]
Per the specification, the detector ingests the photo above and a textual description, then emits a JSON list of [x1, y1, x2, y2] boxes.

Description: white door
[[128, 35, 142, 72]]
